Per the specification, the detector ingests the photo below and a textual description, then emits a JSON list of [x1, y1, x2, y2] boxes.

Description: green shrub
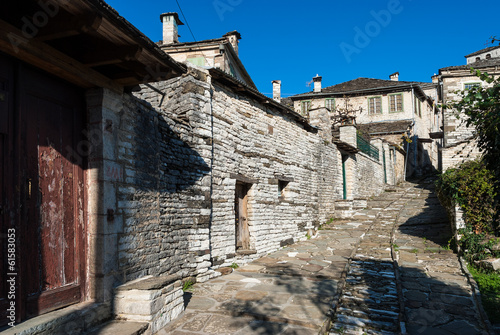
[[467, 264, 500, 323], [436, 160, 499, 261], [436, 159, 497, 234]]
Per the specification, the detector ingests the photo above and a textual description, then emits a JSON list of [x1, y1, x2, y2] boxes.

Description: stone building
[[158, 12, 255, 88], [437, 46, 500, 171], [0, 1, 399, 334], [289, 74, 442, 178]]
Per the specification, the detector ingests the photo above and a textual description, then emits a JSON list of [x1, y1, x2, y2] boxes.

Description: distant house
[[465, 45, 500, 64], [438, 46, 500, 170], [158, 12, 256, 88], [289, 74, 442, 178]]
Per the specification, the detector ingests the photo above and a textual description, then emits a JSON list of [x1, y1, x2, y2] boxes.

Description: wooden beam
[[81, 45, 142, 67], [37, 14, 102, 41], [0, 20, 122, 93]]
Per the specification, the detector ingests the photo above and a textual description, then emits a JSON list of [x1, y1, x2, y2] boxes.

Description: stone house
[[437, 46, 500, 171], [158, 12, 255, 88], [0, 1, 399, 334], [288, 74, 442, 178]]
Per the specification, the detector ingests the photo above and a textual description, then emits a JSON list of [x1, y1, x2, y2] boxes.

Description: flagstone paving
[[158, 179, 493, 335]]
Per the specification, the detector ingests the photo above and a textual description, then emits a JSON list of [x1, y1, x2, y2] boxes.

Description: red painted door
[[0, 54, 86, 325], [21, 63, 85, 319]]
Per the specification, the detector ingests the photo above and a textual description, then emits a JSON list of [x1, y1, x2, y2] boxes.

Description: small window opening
[[486, 54, 491, 60], [278, 180, 289, 198]]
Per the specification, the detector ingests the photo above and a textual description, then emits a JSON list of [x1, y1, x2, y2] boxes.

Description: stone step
[[85, 320, 148, 335]]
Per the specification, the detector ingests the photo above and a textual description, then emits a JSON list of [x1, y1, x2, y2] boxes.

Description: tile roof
[[280, 97, 294, 109], [291, 78, 434, 98], [356, 120, 413, 135], [440, 57, 500, 71], [465, 45, 500, 58], [332, 120, 412, 142]]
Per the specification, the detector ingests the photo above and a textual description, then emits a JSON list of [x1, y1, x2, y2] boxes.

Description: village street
[[154, 178, 492, 335]]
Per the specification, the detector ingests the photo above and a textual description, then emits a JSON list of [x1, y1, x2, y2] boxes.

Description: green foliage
[[467, 264, 500, 323], [436, 159, 497, 234], [182, 279, 194, 292], [229, 262, 239, 269], [436, 159, 499, 261], [448, 69, 500, 188]]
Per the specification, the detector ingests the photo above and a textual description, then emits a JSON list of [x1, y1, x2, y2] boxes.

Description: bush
[[436, 160, 499, 261], [436, 160, 497, 234]]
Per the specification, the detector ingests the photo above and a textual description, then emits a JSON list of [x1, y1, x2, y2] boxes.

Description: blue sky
[[106, 0, 500, 98]]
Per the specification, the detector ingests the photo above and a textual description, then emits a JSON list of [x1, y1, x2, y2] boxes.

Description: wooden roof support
[[0, 20, 122, 93], [81, 45, 143, 67], [37, 13, 103, 41]]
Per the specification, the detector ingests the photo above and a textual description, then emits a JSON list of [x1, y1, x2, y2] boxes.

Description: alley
[[159, 179, 491, 335]]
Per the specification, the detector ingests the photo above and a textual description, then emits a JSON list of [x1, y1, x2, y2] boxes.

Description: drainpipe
[[411, 87, 417, 177]]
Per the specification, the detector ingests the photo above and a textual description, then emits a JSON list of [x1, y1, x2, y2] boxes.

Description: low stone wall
[[436, 188, 465, 251], [114, 275, 185, 334]]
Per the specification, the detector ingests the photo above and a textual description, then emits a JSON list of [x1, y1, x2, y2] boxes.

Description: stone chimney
[[223, 31, 241, 56], [160, 12, 184, 44], [313, 75, 322, 93], [389, 72, 399, 81], [272, 80, 281, 102]]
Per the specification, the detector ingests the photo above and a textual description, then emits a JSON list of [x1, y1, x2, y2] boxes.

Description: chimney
[[389, 72, 399, 81], [272, 80, 281, 102], [313, 75, 322, 93], [160, 12, 184, 44], [223, 31, 241, 56]]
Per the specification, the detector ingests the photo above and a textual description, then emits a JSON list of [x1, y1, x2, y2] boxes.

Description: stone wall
[[354, 152, 385, 198], [113, 66, 396, 286], [440, 69, 499, 170], [441, 140, 481, 171], [126, 66, 340, 276], [206, 74, 339, 265], [117, 72, 213, 283]]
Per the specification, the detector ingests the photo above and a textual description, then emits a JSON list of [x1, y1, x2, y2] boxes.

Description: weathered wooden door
[[22, 63, 85, 319], [0, 54, 85, 324], [235, 182, 250, 250]]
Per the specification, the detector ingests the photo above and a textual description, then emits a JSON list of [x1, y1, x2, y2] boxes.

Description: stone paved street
[[159, 179, 492, 335]]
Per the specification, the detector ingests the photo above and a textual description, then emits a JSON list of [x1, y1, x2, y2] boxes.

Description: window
[[475, 57, 481, 62], [300, 100, 311, 115], [414, 96, 422, 117], [464, 82, 481, 90], [368, 96, 382, 114], [388, 94, 403, 113], [278, 180, 289, 198], [486, 54, 491, 59], [325, 98, 335, 111]]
